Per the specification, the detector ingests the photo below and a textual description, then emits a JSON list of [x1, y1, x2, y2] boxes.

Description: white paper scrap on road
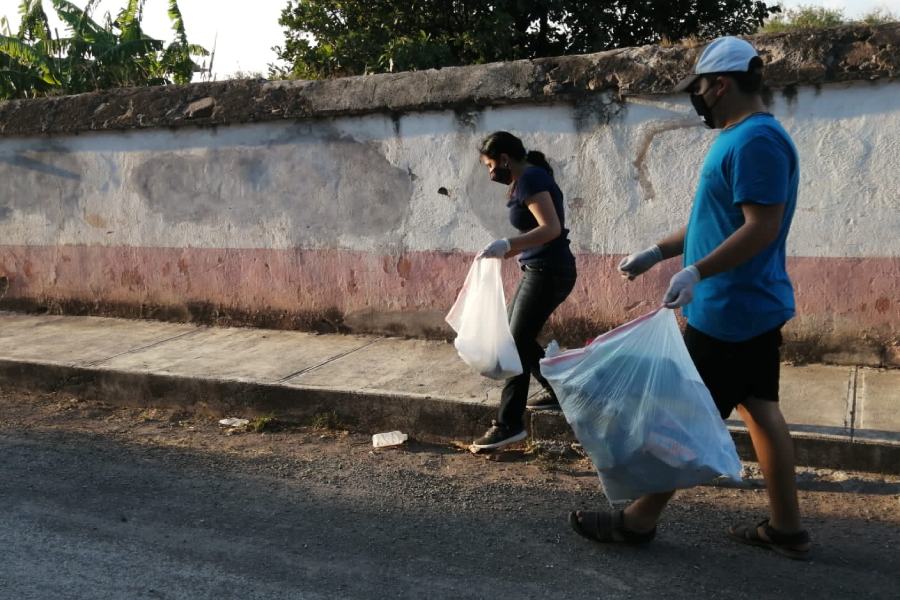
[[218, 417, 250, 427]]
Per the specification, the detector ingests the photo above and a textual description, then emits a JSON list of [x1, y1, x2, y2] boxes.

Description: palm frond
[[0, 35, 43, 66], [167, 0, 188, 45], [187, 43, 209, 56], [18, 0, 52, 42], [0, 66, 50, 83], [35, 36, 69, 56], [97, 37, 162, 63], [0, 66, 55, 99], [118, 0, 145, 42], [50, 0, 111, 44], [0, 34, 59, 83]]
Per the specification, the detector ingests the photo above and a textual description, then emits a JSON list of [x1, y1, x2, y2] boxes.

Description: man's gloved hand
[[618, 245, 663, 280], [477, 239, 512, 259], [663, 266, 701, 308]]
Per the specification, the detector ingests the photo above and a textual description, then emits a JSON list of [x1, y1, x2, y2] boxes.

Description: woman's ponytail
[[525, 150, 553, 177]]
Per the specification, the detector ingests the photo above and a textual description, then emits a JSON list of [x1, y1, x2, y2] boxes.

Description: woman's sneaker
[[526, 391, 561, 411], [472, 420, 527, 450]]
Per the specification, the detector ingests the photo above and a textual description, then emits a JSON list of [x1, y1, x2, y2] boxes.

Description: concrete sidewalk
[[1, 311, 898, 472]]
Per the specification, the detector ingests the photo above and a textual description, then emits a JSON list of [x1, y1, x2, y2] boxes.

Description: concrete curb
[[3, 357, 899, 475]]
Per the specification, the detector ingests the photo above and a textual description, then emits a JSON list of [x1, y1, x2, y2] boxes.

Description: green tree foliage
[[272, 0, 779, 80], [860, 8, 899, 25], [0, 0, 208, 99], [760, 5, 844, 32], [760, 4, 898, 33]]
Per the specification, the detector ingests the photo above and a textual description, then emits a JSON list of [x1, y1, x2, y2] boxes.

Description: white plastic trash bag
[[445, 258, 523, 380], [539, 308, 741, 502]]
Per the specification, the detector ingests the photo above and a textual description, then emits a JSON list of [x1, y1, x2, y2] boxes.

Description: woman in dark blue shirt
[[472, 131, 577, 450]]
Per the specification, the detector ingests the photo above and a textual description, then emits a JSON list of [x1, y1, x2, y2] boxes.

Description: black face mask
[[490, 166, 513, 185], [690, 93, 716, 129]]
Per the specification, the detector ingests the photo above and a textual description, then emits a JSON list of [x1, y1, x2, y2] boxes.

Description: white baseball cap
[[674, 36, 760, 92]]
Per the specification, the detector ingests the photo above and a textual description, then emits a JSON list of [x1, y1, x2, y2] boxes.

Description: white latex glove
[[618, 245, 663, 280], [663, 266, 701, 308], [477, 239, 511, 259]]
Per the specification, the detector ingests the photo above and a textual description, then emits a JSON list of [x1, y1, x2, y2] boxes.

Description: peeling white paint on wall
[[0, 80, 898, 259]]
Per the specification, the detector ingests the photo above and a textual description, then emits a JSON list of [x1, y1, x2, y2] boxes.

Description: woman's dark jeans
[[498, 263, 577, 430]]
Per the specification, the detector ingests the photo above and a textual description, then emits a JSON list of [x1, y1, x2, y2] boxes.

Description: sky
[[784, 0, 900, 16], [1, 0, 899, 80]]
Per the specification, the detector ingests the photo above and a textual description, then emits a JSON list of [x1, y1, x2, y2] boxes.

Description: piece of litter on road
[[218, 417, 249, 427], [372, 431, 408, 448]]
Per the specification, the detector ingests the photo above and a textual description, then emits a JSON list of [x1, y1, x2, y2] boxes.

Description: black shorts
[[684, 324, 784, 419]]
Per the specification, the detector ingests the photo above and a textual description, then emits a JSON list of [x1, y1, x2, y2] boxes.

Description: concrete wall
[[1, 26, 898, 365]]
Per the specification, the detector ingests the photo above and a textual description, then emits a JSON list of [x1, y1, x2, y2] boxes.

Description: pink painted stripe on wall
[[0, 245, 897, 345]]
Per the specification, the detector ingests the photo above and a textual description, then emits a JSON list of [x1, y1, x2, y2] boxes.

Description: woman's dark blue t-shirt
[[507, 166, 575, 268]]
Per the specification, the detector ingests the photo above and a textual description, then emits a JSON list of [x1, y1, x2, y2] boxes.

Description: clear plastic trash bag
[[540, 308, 741, 502], [446, 258, 523, 380]]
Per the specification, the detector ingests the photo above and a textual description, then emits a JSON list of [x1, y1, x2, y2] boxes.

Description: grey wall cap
[[1, 23, 897, 137]]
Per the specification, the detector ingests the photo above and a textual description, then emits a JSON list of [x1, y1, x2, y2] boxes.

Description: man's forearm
[[693, 222, 778, 279], [657, 227, 686, 260]]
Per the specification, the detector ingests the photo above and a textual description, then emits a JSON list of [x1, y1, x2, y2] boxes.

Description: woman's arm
[[505, 192, 561, 257]]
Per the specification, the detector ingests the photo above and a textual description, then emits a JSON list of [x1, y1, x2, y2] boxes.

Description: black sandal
[[568, 510, 657, 545], [729, 518, 811, 560]]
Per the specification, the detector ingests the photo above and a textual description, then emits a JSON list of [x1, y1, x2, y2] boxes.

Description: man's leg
[[570, 490, 674, 543], [623, 490, 676, 532], [621, 399, 803, 537], [575, 398, 802, 541], [736, 397, 803, 533]]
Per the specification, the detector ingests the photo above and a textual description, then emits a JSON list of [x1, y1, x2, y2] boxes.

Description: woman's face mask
[[482, 155, 513, 185], [489, 165, 513, 185]]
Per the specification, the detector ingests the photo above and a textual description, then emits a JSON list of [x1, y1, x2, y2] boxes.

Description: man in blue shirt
[[569, 37, 811, 559]]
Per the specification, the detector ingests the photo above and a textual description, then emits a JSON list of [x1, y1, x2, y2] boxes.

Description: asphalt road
[[1, 391, 898, 599]]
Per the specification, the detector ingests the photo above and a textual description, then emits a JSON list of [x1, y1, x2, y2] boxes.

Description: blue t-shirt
[[507, 166, 575, 268], [683, 113, 799, 342]]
